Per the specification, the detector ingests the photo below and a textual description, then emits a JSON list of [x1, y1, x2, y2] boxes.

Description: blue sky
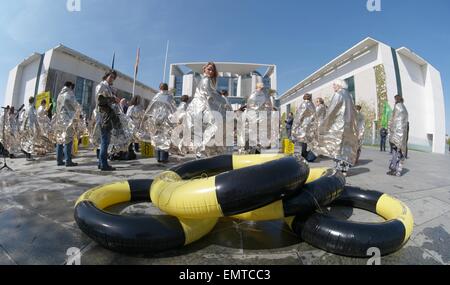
[[0, 0, 449, 134]]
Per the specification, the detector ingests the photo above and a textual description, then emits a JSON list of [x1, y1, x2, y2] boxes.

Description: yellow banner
[[72, 137, 79, 156], [283, 139, 295, 155], [35, 92, 51, 110], [81, 135, 90, 148], [141, 142, 155, 158]]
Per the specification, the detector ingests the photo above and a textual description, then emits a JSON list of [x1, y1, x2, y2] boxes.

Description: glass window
[[345, 76, 356, 102], [75, 77, 94, 116], [75, 77, 84, 104], [218, 77, 229, 94], [175, 76, 183, 97], [232, 78, 238, 97], [263, 76, 271, 90]]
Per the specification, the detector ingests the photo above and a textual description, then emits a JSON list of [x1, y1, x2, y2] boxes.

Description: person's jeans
[[300, 143, 308, 159], [389, 146, 404, 175], [157, 149, 169, 163], [380, 137, 387, 152], [57, 141, 74, 165], [286, 128, 292, 140], [56, 144, 64, 165], [99, 127, 111, 169]]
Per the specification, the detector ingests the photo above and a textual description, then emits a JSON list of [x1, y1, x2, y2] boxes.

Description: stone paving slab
[[0, 207, 90, 265], [0, 147, 449, 265]]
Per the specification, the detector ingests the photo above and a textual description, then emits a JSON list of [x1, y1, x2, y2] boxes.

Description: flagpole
[[111, 52, 115, 70], [132, 47, 140, 98], [163, 40, 170, 83], [132, 73, 137, 98]]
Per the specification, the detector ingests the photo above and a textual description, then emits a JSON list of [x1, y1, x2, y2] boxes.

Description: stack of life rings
[[74, 154, 414, 258]]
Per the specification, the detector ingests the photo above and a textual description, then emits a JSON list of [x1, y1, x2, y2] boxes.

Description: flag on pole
[[111, 52, 116, 70], [132, 47, 140, 98], [134, 47, 140, 77]]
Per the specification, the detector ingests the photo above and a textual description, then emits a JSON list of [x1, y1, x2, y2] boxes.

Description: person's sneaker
[[395, 171, 402, 177], [101, 166, 116, 172], [66, 162, 78, 167], [57, 162, 65, 167], [386, 171, 395, 176], [26, 157, 36, 162]]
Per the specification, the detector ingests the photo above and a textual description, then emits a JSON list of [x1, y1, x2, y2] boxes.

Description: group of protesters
[[1, 62, 409, 176], [286, 79, 408, 177]]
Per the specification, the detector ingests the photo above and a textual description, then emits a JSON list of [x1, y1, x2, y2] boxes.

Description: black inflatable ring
[[151, 155, 310, 219], [233, 169, 346, 221], [287, 187, 414, 257], [74, 180, 218, 254]]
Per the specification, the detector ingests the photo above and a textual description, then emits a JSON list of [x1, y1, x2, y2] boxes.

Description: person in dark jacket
[[380, 127, 388, 152], [95, 70, 119, 171], [285, 112, 294, 140]]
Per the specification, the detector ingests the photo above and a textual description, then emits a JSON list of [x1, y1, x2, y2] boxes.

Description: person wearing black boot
[[138, 83, 176, 164], [126, 95, 145, 160], [54, 82, 80, 167], [387, 95, 409, 177], [95, 70, 119, 171], [292, 93, 316, 160]]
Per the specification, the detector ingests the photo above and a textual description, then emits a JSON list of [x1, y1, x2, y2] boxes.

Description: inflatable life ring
[[232, 168, 345, 221], [286, 187, 414, 257], [74, 180, 218, 253], [150, 155, 310, 219]]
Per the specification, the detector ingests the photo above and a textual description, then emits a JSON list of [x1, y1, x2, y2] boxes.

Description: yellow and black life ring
[[286, 186, 414, 257], [233, 168, 345, 221], [150, 154, 310, 219], [74, 180, 218, 253]]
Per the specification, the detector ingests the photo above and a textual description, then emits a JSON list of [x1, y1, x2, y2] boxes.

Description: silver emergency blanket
[[138, 91, 177, 151], [170, 101, 190, 155], [292, 100, 316, 145], [356, 111, 366, 147], [315, 104, 327, 130], [315, 89, 359, 165], [89, 109, 101, 148], [0, 111, 21, 154], [52, 87, 82, 145], [313, 104, 327, 151], [238, 89, 274, 152], [389, 102, 409, 153], [18, 105, 52, 155], [109, 104, 134, 153], [186, 76, 228, 157], [92, 81, 134, 153], [126, 104, 145, 143], [37, 106, 50, 135]]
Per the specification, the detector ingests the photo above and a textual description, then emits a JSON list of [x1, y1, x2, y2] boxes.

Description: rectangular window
[[232, 78, 238, 97], [175, 76, 183, 97], [345, 76, 356, 102], [218, 77, 229, 94], [75, 77, 94, 116]]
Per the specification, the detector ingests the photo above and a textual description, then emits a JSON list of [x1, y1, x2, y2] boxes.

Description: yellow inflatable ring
[[151, 154, 310, 219], [233, 168, 345, 221], [75, 179, 218, 253]]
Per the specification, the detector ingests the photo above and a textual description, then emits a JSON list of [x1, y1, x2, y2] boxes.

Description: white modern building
[[3, 44, 157, 117], [280, 37, 446, 154], [169, 62, 277, 110]]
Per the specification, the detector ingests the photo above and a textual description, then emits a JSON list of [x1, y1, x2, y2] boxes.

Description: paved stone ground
[[0, 146, 449, 265]]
